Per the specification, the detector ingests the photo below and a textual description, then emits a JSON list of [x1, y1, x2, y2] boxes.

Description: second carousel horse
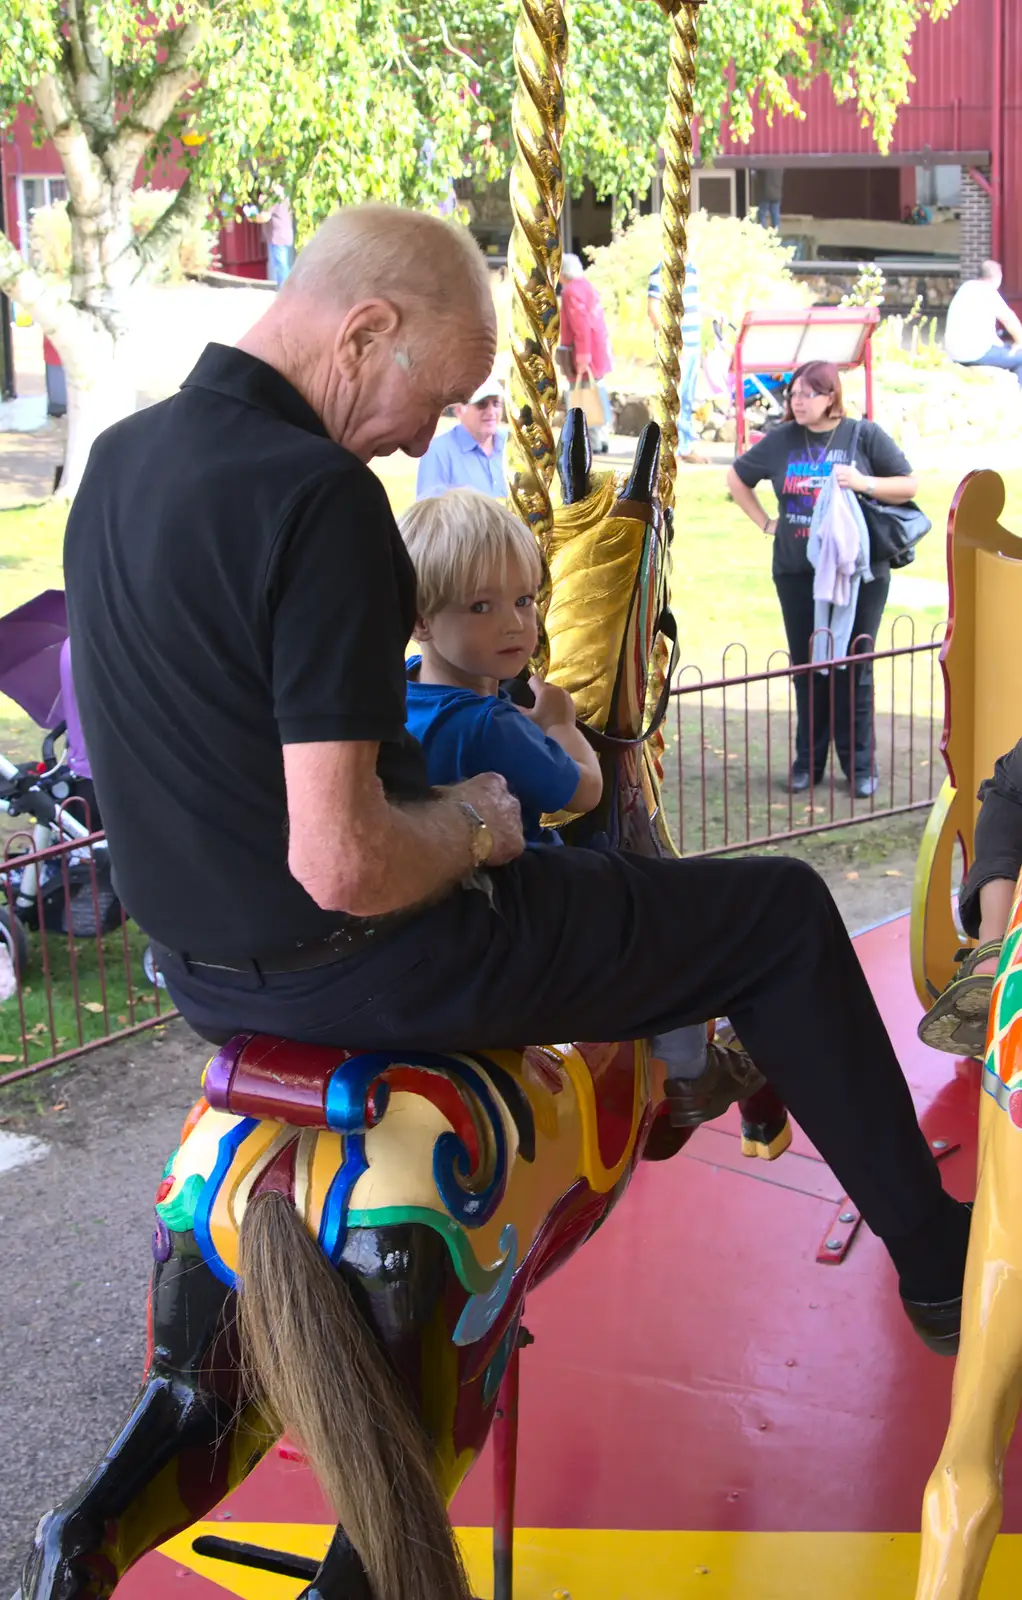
[[915, 874, 1022, 1600]]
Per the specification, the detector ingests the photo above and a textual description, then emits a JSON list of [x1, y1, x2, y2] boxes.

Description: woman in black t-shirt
[[726, 361, 918, 798]]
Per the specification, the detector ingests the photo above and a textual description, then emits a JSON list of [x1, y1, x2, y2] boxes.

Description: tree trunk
[[0, 228, 137, 501], [60, 330, 136, 499]]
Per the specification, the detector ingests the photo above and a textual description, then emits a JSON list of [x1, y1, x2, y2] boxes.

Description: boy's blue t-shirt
[[405, 657, 580, 843]]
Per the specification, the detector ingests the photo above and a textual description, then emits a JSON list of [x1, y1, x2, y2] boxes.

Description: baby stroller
[[706, 317, 790, 432], [0, 591, 119, 971]]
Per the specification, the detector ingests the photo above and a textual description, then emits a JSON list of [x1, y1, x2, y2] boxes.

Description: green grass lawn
[[0, 920, 173, 1077]]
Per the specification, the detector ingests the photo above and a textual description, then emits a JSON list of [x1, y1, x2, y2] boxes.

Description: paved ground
[[0, 294, 734, 508], [0, 1020, 202, 1591]]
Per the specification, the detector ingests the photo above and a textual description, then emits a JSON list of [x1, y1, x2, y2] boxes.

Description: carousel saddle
[[202, 1031, 392, 1131], [157, 1031, 652, 1291]]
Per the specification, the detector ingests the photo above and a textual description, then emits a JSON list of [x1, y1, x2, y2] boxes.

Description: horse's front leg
[[915, 1093, 1022, 1600], [20, 1231, 272, 1600]]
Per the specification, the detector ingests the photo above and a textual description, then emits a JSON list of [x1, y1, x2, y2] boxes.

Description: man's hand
[[448, 773, 526, 866], [518, 676, 578, 734]]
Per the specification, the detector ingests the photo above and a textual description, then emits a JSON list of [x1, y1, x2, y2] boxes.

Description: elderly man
[[415, 373, 506, 498], [65, 203, 969, 1356]]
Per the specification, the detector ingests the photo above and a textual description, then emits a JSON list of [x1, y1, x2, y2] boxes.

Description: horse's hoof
[[739, 1084, 792, 1161], [19, 1509, 102, 1600]]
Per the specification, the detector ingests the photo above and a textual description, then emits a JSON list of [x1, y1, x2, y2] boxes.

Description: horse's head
[[543, 411, 676, 854]]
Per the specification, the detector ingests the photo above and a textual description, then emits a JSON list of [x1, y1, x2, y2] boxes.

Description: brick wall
[[961, 168, 992, 278]]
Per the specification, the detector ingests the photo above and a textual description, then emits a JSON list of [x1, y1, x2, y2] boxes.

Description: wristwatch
[[458, 801, 494, 867]]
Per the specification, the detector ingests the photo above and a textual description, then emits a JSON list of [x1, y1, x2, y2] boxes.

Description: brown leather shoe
[[663, 1036, 764, 1129]]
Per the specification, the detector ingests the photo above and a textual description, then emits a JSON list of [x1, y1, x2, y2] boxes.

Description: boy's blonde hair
[[399, 489, 543, 616]]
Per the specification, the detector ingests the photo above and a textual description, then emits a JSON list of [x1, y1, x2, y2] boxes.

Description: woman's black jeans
[[774, 569, 891, 782]]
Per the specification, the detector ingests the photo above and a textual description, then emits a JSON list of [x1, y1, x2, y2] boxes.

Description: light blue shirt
[[648, 261, 701, 347], [415, 423, 507, 499]]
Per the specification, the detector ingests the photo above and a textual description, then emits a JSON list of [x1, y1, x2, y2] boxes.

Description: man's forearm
[[329, 793, 476, 917]]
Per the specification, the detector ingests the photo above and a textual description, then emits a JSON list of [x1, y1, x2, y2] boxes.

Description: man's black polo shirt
[[63, 343, 431, 954]]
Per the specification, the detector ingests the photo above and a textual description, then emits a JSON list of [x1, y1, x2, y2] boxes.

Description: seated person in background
[[415, 375, 507, 500], [919, 739, 1022, 1057], [399, 488, 764, 1127], [943, 260, 1022, 390]]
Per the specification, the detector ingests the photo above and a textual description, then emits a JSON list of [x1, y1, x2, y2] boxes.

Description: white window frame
[[692, 169, 736, 217], [16, 175, 69, 255]]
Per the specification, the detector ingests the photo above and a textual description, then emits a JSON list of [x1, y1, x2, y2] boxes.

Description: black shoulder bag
[[849, 420, 931, 570]]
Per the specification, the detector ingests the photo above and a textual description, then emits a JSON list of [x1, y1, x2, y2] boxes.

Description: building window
[[916, 165, 962, 210], [692, 170, 735, 217], [17, 176, 69, 254]]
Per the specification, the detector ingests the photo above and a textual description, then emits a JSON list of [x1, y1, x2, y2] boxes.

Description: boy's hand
[[520, 676, 578, 732], [450, 773, 525, 866]]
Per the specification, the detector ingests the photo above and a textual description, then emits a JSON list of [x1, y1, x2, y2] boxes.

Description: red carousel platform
[[127, 912, 1022, 1599]]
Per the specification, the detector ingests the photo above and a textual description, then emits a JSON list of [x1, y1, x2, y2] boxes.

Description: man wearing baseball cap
[[415, 373, 506, 498]]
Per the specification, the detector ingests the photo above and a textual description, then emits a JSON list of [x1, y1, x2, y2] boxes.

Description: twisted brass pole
[[655, 1, 699, 513], [505, 0, 568, 552]]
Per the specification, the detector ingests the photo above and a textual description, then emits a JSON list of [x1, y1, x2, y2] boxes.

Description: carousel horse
[[19, 416, 786, 1600], [915, 873, 1022, 1600], [912, 471, 1022, 1599]]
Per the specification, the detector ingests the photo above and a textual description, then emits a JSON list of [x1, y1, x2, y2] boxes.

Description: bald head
[[283, 203, 493, 326], [240, 204, 498, 462]]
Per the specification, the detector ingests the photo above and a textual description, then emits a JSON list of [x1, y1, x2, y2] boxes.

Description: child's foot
[[663, 1035, 763, 1130], [917, 941, 1002, 1058]]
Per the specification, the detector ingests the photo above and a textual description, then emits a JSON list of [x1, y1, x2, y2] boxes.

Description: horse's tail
[[238, 1191, 470, 1600]]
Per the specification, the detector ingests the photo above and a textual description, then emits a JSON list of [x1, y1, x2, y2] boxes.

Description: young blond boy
[[398, 488, 764, 1130], [399, 490, 602, 841]]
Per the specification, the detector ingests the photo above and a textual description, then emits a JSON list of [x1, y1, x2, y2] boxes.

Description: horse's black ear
[[557, 407, 592, 504], [620, 422, 662, 508]]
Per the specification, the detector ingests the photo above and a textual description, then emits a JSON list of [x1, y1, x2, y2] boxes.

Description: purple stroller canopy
[[0, 589, 68, 729]]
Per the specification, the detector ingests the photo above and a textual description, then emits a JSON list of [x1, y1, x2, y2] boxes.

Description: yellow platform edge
[[160, 1522, 1022, 1599]]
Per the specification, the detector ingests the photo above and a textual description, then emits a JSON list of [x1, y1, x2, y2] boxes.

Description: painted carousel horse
[[915, 872, 1022, 1600], [19, 417, 786, 1600]]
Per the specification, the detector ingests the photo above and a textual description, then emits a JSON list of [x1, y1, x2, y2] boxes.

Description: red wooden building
[[1, 0, 1018, 305], [701, 0, 1019, 310]]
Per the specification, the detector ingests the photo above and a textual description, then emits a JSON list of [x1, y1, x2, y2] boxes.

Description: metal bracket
[[816, 1136, 961, 1265]]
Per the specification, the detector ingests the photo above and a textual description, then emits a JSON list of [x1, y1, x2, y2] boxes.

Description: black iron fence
[[0, 824, 174, 1086], [662, 617, 944, 857]]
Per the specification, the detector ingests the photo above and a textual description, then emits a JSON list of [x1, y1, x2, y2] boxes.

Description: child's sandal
[[917, 940, 1003, 1058]]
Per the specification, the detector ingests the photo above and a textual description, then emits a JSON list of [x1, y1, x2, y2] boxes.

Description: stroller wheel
[[143, 943, 168, 991], [0, 907, 30, 981]]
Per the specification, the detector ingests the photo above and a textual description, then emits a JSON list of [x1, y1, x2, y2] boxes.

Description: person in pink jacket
[[558, 253, 613, 451]]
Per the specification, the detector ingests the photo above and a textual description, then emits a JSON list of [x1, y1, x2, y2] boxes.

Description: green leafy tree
[[0, 1, 493, 494], [0, 0, 956, 496]]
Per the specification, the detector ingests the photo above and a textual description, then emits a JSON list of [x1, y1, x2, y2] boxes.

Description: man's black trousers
[[162, 847, 943, 1245]]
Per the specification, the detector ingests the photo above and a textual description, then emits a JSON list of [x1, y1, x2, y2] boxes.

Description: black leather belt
[[153, 912, 413, 979]]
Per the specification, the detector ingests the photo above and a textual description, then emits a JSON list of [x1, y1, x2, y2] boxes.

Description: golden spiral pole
[[644, 1, 700, 850], [505, 0, 568, 569], [654, 0, 700, 514]]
